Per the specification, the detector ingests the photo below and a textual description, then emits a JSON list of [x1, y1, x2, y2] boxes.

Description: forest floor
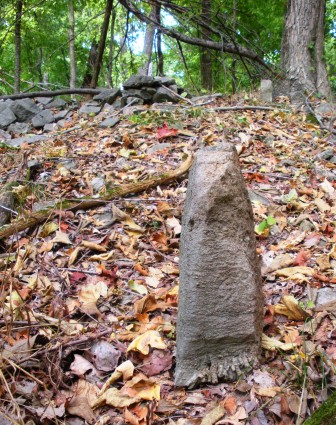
[[1, 93, 336, 425]]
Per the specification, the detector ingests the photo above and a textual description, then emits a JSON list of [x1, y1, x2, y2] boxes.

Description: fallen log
[[0, 154, 193, 240], [0, 88, 102, 101]]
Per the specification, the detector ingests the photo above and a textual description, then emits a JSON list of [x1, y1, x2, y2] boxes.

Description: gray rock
[[91, 177, 105, 193], [154, 76, 176, 86], [112, 98, 123, 109], [317, 287, 336, 307], [315, 149, 334, 161], [329, 156, 336, 164], [316, 103, 333, 115], [7, 122, 31, 135], [260, 79, 273, 102], [35, 97, 53, 105], [11, 98, 40, 121], [43, 123, 59, 132], [53, 110, 68, 121], [45, 98, 66, 109], [98, 117, 120, 128], [122, 88, 154, 102], [147, 143, 170, 154], [153, 87, 179, 103], [169, 84, 178, 93], [0, 99, 14, 113], [7, 134, 48, 147], [0, 108, 16, 128], [175, 145, 263, 387], [32, 109, 55, 128], [60, 159, 77, 171], [32, 200, 55, 212], [79, 103, 101, 115], [0, 129, 11, 141], [93, 88, 121, 104], [126, 96, 144, 105], [123, 74, 160, 89]]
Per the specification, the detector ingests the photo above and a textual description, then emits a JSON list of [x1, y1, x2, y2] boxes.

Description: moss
[[303, 392, 336, 425]]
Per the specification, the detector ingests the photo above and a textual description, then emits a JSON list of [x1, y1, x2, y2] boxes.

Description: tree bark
[[139, 2, 160, 76], [108, 2, 116, 87], [200, 0, 212, 92], [14, 0, 23, 94], [90, 0, 113, 88], [69, 0, 77, 90], [0, 88, 102, 101], [279, 0, 331, 102], [82, 41, 98, 87], [156, 4, 164, 76]]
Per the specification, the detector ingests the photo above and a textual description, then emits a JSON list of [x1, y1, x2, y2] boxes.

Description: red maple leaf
[[157, 122, 178, 139]]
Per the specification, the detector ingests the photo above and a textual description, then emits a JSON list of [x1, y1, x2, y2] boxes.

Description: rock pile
[[0, 75, 181, 140]]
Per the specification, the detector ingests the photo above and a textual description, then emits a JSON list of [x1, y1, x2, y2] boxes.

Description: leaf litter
[[1, 95, 336, 424]]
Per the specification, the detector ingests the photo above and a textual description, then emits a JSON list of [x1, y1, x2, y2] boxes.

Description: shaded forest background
[[0, 0, 335, 97]]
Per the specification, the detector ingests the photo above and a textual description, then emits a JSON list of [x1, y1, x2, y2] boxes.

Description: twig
[[305, 96, 336, 135], [212, 105, 281, 112]]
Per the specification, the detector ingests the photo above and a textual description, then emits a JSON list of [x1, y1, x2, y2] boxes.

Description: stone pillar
[[175, 144, 263, 388], [260, 79, 273, 102]]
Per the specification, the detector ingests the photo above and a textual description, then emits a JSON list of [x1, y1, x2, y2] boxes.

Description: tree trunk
[[156, 4, 164, 76], [82, 41, 98, 87], [90, 0, 113, 88], [14, 0, 23, 94], [139, 2, 160, 76], [108, 2, 116, 87], [69, 0, 77, 89], [279, 0, 331, 103], [200, 0, 212, 91]]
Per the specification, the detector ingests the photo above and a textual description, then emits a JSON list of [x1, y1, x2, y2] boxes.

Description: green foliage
[[255, 215, 276, 235], [0, 0, 334, 95]]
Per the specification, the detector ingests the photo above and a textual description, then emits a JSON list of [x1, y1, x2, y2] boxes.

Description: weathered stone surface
[[0, 99, 14, 113], [126, 97, 144, 106], [11, 98, 40, 121], [122, 88, 154, 102], [43, 123, 59, 132], [93, 88, 121, 104], [7, 122, 31, 135], [260, 79, 273, 102], [53, 110, 68, 121], [123, 75, 160, 89], [32, 110, 55, 128], [7, 134, 48, 147], [154, 76, 176, 86], [35, 97, 53, 105], [0, 129, 11, 141], [98, 117, 120, 128], [153, 87, 179, 103], [45, 98, 67, 109], [0, 108, 16, 128], [175, 144, 263, 388], [79, 102, 101, 115]]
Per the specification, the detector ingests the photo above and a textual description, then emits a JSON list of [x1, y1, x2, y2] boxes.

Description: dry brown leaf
[[82, 240, 107, 252], [261, 333, 297, 352], [200, 404, 225, 425], [92, 387, 139, 409], [127, 330, 167, 355], [121, 374, 160, 401], [274, 295, 311, 321], [51, 230, 72, 245]]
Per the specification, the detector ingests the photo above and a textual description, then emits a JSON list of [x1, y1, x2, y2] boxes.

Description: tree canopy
[[0, 0, 335, 95]]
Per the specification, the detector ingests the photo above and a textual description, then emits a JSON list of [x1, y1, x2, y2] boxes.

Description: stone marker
[[175, 144, 263, 388], [260, 79, 273, 102]]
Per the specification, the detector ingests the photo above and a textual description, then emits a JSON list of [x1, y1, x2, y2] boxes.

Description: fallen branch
[[0, 88, 103, 100], [0, 154, 193, 240]]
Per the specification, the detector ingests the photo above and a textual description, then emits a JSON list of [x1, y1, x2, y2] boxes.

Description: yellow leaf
[[127, 330, 167, 355], [51, 231, 72, 245], [82, 241, 107, 252], [200, 404, 225, 425], [255, 387, 282, 397], [78, 282, 108, 316], [92, 387, 139, 409], [122, 374, 160, 401], [276, 266, 314, 277], [68, 246, 83, 266], [314, 198, 330, 212], [39, 221, 58, 237], [274, 295, 310, 321], [261, 333, 297, 352], [99, 360, 135, 395], [89, 250, 114, 261]]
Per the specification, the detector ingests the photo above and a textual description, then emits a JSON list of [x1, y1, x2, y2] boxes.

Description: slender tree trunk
[[139, 2, 160, 76], [90, 0, 113, 88], [69, 0, 77, 89], [156, 4, 163, 76], [231, 0, 237, 94], [108, 2, 116, 87], [82, 41, 98, 87], [14, 0, 23, 94], [279, 0, 331, 102], [200, 0, 212, 92]]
